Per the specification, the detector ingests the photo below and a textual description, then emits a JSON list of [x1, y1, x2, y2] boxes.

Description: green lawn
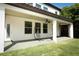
[[0, 39, 79, 56]]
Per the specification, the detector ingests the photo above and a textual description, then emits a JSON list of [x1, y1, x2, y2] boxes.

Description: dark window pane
[[43, 7, 48, 11], [55, 11, 57, 15], [36, 3, 41, 9], [35, 29, 41, 33], [7, 24, 10, 37], [25, 21, 32, 27], [43, 23, 48, 33], [36, 23, 40, 27], [25, 28, 32, 34], [43, 24, 47, 28], [25, 21, 32, 34], [35, 23, 41, 33], [43, 29, 48, 33]]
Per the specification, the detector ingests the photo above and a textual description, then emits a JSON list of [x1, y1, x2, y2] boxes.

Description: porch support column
[[52, 20, 57, 43], [69, 23, 73, 38], [0, 4, 5, 52]]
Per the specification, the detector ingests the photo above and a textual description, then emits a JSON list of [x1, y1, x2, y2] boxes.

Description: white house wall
[[46, 5, 60, 15], [57, 23, 61, 37], [6, 15, 53, 41], [5, 4, 54, 20], [0, 4, 6, 52], [5, 4, 72, 41]]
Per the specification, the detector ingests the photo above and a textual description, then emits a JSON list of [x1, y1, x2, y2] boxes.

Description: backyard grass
[[0, 39, 79, 56]]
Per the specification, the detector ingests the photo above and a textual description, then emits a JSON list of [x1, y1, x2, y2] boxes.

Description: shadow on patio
[[4, 37, 71, 52]]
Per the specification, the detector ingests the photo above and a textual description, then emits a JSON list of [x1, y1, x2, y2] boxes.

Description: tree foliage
[[61, 4, 79, 21]]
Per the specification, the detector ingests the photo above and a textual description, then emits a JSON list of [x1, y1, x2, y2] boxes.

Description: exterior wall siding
[[6, 15, 53, 41]]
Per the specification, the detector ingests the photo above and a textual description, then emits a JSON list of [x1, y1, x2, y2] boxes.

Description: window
[[25, 21, 32, 34], [43, 23, 48, 33], [35, 23, 41, 33], [43, 7, 48, 11], [55, 11, 57, 15], [7, 24, 10, 37], [36, 3, 41, 9]]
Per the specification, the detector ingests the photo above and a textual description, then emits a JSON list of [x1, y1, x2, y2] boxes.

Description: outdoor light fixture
[[45, 19, 50, 23]]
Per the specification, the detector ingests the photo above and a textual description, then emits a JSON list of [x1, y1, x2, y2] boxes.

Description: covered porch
[[52, 20, 73, 43]]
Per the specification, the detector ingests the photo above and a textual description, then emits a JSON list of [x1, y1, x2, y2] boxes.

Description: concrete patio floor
[[5, 37, 71, 52]]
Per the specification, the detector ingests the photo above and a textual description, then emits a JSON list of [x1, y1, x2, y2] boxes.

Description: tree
[[61, 4, 79, 38], [61, 4, 79, 22]]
